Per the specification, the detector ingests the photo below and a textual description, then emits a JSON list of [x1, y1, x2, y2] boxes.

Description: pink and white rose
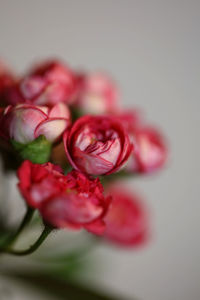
[[64, 115, 133, 176], [0, 103, 70, 144]]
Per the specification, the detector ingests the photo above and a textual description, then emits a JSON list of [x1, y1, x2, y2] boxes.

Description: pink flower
[[103, 185, 149, 247], [126, 127, 167, 173], [18, 161, 110, 234], [0, 103, 70, 144], [63, 115, 133, 176], [74, 73, 119, 114], [5, 59, 77, 106], [118, 111, 167, 174]]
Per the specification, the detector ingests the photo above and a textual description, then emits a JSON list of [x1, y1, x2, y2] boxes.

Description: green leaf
[[11, 135, 52, 164]]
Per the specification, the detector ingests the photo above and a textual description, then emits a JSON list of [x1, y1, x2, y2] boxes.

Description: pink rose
[[0, 103, 70, 144], [118, 111, 167, 174], [103, 184, 149, 247], [126, 126, 167, 173], [64, 115, 133, 176], [5, 59, 77, 106], [74, 73, 119, 115]]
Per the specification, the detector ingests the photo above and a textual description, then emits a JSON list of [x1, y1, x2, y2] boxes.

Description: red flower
[[103, 185, 149, 247], [63, 115, 133, 176], [74, 72, 119, 115], [0, 61, 15, 104], [18, 160, 65, 208], [17, 161, 110, 235], [127, 127, 167, 173], [0, 103, 70, 143], [118, 111, 167, 174], [5, 59, 76, 106]]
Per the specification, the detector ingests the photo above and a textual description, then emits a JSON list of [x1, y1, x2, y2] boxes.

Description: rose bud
[[126, 126, 167, 174], [116, 110, 142, 135], [1, 102, 70, 144], [0, 103, 70, 163], [18, 160, 111, 235], [64, 115, 133, 176], [74, 72, 119, 115], [5, 59, 76, 106], [17, 160, 65, 208], [0, 60, 15, 105], [118, 111, 167, 174], [103, 185, 149, 247]]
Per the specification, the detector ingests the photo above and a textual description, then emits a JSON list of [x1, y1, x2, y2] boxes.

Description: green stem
[[4, 226, 52, 256], [11, 207, 34, 244], [0, 207, 34, 251]]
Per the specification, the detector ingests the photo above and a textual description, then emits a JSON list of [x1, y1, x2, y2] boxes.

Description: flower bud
[[1, 103, 70, 144], [126, 127, 167, 173], [74, 73, 119, 115], [5, 59, 77, 106], [103, 185, 149, 247], [118, 111, 167, 174]]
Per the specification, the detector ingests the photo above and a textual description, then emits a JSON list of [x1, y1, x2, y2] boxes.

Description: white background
[[0, 1, 200, 299]]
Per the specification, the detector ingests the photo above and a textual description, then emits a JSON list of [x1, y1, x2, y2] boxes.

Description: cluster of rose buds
[[0, 58, 167, 249]]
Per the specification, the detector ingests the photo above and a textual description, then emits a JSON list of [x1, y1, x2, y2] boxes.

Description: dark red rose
[[63, 115, 133, 176]]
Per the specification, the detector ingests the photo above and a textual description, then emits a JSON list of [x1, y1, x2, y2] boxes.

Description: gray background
[[0, 1, 200, 299]]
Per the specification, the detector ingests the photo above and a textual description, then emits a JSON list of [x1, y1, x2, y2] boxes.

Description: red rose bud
[[103, 185, 149, 247], [74, 73, 119, 115], [117, 110, 143, 135], [5, 59, 76, 106], [64, 115, 133, 176], [0, 103, 70, 144], [126, 126, 167, 174], [17, 160, 65, 208], [0, 60, 15, 104], [18, 161, 110, 235], [0, 103, 71, 163], [118, 111, 167, 174]]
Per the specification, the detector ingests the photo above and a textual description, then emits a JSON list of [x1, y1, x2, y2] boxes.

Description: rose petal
[[35, 118, 69, 142], [85, 219, 106, 235], [49, 102, 70, 119], [20, 76, 46, 100], [73, 146, 114, 175]]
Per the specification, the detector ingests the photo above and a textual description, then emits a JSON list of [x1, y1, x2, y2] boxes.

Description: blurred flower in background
[[4, 59, 77, 106], [74, 72, 120, 115]]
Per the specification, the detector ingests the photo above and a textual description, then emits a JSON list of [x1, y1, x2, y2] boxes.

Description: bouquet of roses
[[0, 59, 167, 299]]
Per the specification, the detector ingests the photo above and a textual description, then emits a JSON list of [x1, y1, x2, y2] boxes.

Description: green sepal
[[11, 135, 52, 164]]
